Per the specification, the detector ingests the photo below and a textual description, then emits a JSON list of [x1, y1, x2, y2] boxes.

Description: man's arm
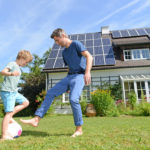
[[81, 51, 93, 85]]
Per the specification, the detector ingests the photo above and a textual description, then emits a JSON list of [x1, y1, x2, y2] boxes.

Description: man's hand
[[84, 72, 91, 85]]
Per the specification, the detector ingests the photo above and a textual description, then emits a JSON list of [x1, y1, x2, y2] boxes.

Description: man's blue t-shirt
[[62, 40, 86, 74]]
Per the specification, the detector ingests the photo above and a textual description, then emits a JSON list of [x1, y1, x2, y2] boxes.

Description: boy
[[20, 28, 93, 137], [0, 50, 33, 140]]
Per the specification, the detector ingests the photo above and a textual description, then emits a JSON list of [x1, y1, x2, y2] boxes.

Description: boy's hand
[[11, 71, 20, 76]]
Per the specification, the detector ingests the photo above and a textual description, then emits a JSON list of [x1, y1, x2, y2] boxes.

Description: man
[[20, 28, 93, 137]]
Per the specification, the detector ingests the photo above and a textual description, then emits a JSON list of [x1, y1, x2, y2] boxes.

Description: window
[[124, 81, 134, 99], [124, 48, 150, 61], [124, 50, 131, 60], [136, 81, 146, 100]]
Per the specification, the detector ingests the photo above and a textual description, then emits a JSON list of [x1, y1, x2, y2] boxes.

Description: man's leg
[[20, 76, 69, 126], [69, 74, 85, 137]]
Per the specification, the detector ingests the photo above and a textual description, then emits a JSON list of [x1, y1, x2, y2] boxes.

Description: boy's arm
[[81, 50, 93, 85], [1, 68, 20, 76]]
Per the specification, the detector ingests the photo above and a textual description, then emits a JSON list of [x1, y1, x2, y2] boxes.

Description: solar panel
[[54, 58, 64, 68], [52, 43, 60, 49], [145, 28, 150, 34], [103, 46, 113, 54], [70, 35, 77, 40], [49, 50, 58, 58], [102, 38, 111, 45], [87, 47, 93, 55], [94, 39, 102, 46], [58, 50, 63, 58], [120, 30, 130, 37], [94, 32, 101, 39], [78, 34, 85, 40], [128, 29, 138, 36], [112, 28, 150, 38], [86, 33, 93, 39], [86, 40, 93, 47], [136, 29, 147, 36], [105, 55, 116, 65], [95, 56, 104, 65], [111, 30, 121, 38], [44, 32, 116, 70], [44, 58, 55, 69], [94, 47, 103, 55]]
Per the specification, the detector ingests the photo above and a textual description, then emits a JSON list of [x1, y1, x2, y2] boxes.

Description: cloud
[[76, 0, 141, 33], [0, 0, 73, 62], [130, 0, 150, 15]]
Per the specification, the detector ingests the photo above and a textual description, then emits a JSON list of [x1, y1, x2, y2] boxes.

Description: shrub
[[91, 89, 119, 116], [80, 100, 88, 115], [0, 104, 4, 117], [109, 83, 122, 101], [116, 100, 126, 114], [138, 102, 150, 116], [128, 91, 137, 109], [35, 90, 54, 115]]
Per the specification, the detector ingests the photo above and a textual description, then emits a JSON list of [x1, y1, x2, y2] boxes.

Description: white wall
[[91, 67, 150, 77], [48, 67, 150, 79]]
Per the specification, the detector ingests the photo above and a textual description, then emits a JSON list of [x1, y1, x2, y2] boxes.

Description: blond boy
[[0, 50, 32, 140]]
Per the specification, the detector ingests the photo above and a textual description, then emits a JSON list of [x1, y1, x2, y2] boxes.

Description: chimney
[[101, 26, 110, 35]]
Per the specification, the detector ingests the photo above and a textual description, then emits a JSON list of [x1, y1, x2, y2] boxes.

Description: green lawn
[[0, 115, 150, 150]]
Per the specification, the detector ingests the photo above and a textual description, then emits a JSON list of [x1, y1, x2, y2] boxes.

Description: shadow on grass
[[22, 130, 71, 137]]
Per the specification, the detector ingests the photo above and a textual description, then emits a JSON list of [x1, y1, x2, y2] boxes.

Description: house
[[43, 26, 150, 113]]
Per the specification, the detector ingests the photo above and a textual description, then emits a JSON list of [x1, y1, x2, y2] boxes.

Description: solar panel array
[[44, 32, 116, 69], [112, 28, 150, 38]]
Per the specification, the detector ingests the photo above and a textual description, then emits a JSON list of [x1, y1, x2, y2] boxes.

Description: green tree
[[18, 49, 51, 116], [0, 73, 4, 89]]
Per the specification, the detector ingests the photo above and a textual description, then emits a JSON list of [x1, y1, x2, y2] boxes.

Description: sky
[[0, 0, 150, 71]]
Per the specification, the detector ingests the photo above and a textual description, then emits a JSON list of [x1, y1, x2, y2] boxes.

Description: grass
[[0, 115, 150, 150]]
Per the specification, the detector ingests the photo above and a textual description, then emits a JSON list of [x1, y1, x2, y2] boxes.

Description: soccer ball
[[8, 122, 22, 138]]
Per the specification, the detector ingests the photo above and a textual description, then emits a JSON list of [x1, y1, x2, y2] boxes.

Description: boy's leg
[[8, 93, 29, 123], [69, 74, 85, 137], [13, 98, 29, 116], [0, 91, 16, 140], [20, 76, 69, 126], [1, 112, 14, 140]]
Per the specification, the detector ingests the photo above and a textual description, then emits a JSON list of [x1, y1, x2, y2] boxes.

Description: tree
[[18, 49, 51, 116], [0, 74, 4, 90]]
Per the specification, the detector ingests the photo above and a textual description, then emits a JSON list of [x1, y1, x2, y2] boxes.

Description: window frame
[[123, 48, 150, 61]]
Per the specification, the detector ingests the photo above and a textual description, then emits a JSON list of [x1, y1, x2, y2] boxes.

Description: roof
[[43, 27, 150, 73], [120, 74, 150, 81]]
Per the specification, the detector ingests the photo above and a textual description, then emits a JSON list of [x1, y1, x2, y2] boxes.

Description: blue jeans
[[35, 74, 85, 126]]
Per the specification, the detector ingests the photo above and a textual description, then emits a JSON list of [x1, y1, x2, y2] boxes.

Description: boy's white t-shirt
[[1, 61, 21, 92]]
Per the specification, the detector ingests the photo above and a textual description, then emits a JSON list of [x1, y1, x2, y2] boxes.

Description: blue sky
[[0, 0, 150, 71]]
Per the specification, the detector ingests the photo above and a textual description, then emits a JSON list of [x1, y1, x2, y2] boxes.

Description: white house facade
[[43, 26, 150, 114]]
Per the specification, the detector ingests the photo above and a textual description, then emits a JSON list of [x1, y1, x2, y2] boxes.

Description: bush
[[35, 90, 54, 116], [91, 89, 119, 116], [109, 83, 122, 101], [0, 104, 4, 117], [128, 91, 137, 109], [80, 100, 87, 115], [138, 102, 150, 116]]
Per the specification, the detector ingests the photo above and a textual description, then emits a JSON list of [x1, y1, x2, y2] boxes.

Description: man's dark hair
[[51, 28, 68, 39]]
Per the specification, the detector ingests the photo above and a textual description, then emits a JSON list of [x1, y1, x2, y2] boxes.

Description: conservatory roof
[[120, 74, 150, 81]]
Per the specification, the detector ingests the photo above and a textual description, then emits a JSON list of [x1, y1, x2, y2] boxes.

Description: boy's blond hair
[[16, 50, 33, 62]]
